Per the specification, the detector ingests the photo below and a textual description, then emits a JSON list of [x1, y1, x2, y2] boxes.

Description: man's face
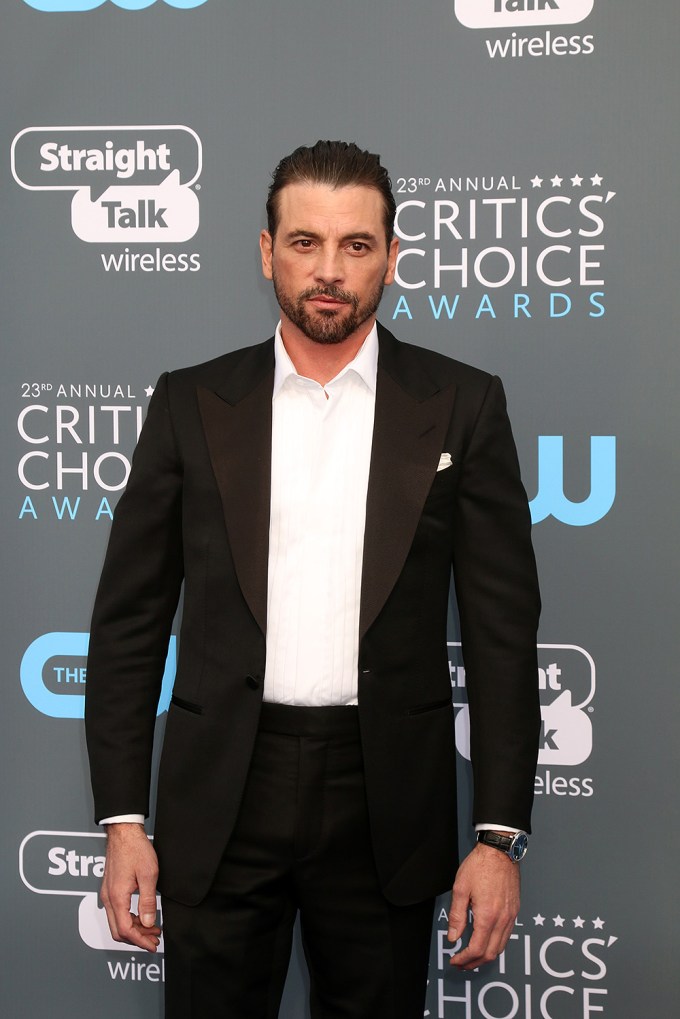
[[260, 183, 398, 345]]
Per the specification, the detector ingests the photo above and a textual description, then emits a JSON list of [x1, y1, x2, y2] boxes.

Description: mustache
[[299, 285, 359, 306]]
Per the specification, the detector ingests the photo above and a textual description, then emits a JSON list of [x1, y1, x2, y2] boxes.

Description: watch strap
[[477, 831, 514, 852], [477, 829, 529, 861]]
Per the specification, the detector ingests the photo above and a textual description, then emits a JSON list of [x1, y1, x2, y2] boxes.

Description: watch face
[[510, 833, 529, 861]]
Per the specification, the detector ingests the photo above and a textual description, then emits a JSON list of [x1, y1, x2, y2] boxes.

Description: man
[[85, 140, 541, 1018]]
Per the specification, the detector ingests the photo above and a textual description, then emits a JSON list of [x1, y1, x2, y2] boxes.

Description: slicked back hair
[[266, 140, 396, 248]]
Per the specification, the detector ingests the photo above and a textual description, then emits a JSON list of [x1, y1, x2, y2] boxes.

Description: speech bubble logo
[[71, 169, 199, 242], [24, 1, 207, 11], [451, 642, 596, 766], [20, 631, 176, 718], [454, 0, 594, 30], [539, 689, 593, 766], [11, 125, 201, 199]]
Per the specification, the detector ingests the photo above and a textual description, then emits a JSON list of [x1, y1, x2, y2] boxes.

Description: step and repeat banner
[[3, 1, 678, 1016]]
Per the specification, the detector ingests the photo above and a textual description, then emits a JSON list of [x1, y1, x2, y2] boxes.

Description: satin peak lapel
[[360, 345, 456, 639], [197, 362, 273, 636]]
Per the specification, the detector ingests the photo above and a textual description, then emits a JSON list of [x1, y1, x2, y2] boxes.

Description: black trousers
[[162, 703, 435, 1018]]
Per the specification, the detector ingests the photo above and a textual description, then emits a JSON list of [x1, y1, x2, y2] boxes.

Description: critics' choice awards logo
[[24, 1, 207, 11], [17, 379, 153, 521], [451, 643, 596, 797], [20, 831, 166, 981], [390, 172, 614, 322], [430, 904, 618, 1018], [20, 631, 176, 718], [11, 126, 202, 272]]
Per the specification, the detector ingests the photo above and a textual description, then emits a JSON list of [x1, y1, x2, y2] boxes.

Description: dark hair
[[266, 140, 396, 247]]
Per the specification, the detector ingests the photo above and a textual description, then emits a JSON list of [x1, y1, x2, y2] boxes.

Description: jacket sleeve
[[451, 375, 541, 832], [85, 372, 184, 822]]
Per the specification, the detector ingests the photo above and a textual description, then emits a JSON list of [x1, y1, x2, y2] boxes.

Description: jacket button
[[245, 674, 261, 690]]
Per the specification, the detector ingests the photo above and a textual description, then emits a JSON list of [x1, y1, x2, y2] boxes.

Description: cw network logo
[[24, 1, 206, 11], [530, 436, 615, 526], [20, 631, 176, 718], [455, 0, 594, 30], [11, 125, 201, 245]]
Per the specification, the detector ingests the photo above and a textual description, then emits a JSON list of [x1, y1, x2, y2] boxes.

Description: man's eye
[[349, 242, 368, 252], [295, 239, 313, 248]]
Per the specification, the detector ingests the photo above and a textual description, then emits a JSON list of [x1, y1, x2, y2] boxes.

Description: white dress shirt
[[263, 322, 377, 705]]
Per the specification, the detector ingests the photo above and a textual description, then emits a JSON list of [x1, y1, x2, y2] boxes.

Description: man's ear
[[260, 230, 274, 280], [383, 236, 399, 286]]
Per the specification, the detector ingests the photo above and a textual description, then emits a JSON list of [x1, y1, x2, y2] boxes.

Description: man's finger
[[106, 884, 160, 951], [101, 892, 121, 944], [451, 909, 517, 969], [451, 915, 492, 970], [138, 881, 158, 929], [109, 906, 161, 951], [109, 887, 137, 939], [447, 885, 470, 942], [128, 914, 162, 951]]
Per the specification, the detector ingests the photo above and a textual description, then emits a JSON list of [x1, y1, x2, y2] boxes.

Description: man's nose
[[314, 248, 344, 285]]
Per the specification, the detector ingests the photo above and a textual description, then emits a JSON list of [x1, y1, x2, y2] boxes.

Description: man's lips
[[308, 296, 348, 308]]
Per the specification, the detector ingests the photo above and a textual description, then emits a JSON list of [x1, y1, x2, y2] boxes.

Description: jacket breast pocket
[[424, 462, 459, 506]]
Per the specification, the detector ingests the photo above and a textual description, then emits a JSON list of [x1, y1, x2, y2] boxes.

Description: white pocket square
[[437, 453, 453, 472]]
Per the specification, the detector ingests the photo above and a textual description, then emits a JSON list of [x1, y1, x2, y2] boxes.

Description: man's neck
[[279, 314, 376, 387]]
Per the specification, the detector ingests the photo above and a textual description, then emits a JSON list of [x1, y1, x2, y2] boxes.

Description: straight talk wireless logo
[[454, 1, 595, 59], [11, 125, 202, 273]]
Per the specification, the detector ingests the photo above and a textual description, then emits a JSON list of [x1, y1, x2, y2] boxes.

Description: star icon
[[593, 917, 605, 929], [144, 385, 155, 397], [591, 174, 603, 186], [530, 175, 543, 188], [571, 174, 583, 187], [573, 917, 585, 928], [533, 914, 546, 926], [550, 174, 563, 187], [553, 915, 565, 927]]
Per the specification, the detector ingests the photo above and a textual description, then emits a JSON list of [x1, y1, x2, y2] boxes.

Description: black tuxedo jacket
[[85, 324, 540, 907]]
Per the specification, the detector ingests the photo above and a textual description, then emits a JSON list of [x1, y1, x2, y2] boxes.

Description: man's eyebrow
[[284, 229, 378, 243], [341, 232, 378, 243], [284, 229, 322, 240]]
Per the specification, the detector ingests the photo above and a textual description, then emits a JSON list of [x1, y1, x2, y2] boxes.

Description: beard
[[272, 271, 385, 345]]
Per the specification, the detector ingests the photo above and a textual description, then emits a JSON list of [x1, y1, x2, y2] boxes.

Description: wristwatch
[[477, 830, 529, 862]]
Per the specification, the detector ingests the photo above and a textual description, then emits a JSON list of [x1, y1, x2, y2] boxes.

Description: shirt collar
[[273, 321, 379, 398]]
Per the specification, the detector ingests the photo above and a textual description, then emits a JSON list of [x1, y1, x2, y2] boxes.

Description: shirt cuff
[[98, 814, 145, 826], [475, 822, 521, 834]]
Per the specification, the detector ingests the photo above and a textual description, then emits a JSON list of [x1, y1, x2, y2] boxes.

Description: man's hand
[[101, 822, 161, 953], [447, 841, 520, 970]]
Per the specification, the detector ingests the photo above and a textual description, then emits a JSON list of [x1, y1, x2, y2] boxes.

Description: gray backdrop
[[3, 1, 679, 1016]]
